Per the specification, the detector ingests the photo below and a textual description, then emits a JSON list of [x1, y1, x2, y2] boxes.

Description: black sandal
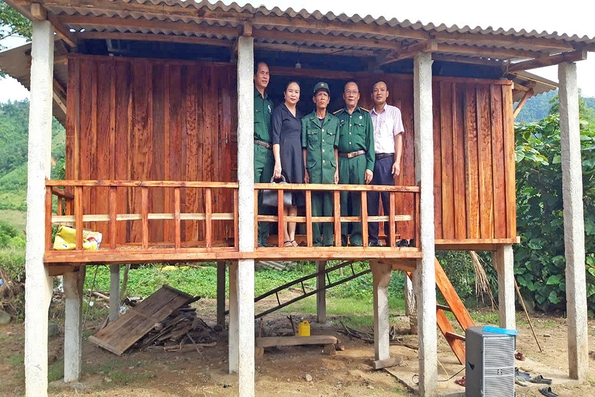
[[539, 387, 559, 397], [530, 375, 553, 384]]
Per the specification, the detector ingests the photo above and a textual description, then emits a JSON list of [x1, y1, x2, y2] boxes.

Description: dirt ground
[[1, 297, 594, 397]]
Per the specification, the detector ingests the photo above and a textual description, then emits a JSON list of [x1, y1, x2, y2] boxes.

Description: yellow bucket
[[297, 320, 310, 336]]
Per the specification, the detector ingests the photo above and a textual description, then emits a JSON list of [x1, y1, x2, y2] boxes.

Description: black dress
[[271, 103, 304, 207]]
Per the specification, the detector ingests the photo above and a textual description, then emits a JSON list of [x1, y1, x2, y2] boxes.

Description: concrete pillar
[[404, 276, 417, 334], [24, 20, 54, 397], [232, 35, 256, 397], [228, 261, 239, 372], [493, 246, 515, 329], [63, 268, 85, 383], [558, 62, 589, 381], [413, 51, 437, 396], [109, 265, 120, 322], [316, 261, 326, 323], [372, 263, 392, 360], [217, 261, 226, 327]]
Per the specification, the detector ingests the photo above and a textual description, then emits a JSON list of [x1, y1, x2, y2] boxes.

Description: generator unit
[[465, 326, 517, 397]]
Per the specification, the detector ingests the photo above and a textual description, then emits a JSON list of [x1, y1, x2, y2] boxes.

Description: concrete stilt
[[559, 62, 589, 381], [24, 20, 55, 397], [372, 263, 392, 361], [109, 265, 120, 322], [316, 261, 326, 323], [64, 268, 86, 383], [413, 51, 437, 396], [404, 276, 417, 334], [228, 261, 239, 373], [494, 245, 515, 329], [234, 35, 255, 397]]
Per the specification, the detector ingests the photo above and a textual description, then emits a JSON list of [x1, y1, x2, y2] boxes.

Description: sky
[[1, 0, 594, 102]]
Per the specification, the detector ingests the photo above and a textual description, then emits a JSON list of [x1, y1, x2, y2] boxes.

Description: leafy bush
[[515, 112, 595, 314]]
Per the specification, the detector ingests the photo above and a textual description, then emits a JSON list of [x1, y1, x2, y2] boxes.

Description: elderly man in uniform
[[335, 81, 374, 246], [368, 80, 404, 246], [302, 82, 340, 246], [253, 61, 275, 247]]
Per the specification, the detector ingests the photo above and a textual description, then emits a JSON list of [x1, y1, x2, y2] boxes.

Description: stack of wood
[[137, 305, 218, 352]]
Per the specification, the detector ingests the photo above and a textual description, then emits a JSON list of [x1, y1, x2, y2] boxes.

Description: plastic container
[[297, 320, 310, 336]]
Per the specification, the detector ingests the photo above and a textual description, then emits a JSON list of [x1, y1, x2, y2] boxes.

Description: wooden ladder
[[407, 257, 475, 364]]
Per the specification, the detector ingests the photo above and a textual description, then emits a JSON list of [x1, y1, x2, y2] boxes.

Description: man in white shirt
[[368, 81, 404, 246]]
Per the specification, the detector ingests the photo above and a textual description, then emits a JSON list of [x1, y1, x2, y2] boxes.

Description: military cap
[[313, 81, 330, 95]]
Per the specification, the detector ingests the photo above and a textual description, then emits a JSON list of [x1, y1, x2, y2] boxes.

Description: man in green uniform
[[302, 82, 340, 246], [335, 81, 374, 246], [254, 61, 275, 247]]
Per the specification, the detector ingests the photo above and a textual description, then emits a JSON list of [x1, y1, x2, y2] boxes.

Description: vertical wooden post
[[74, 186, 83, 250], [24, 19, 54, 397], [109, 265, 120, 322], [559, 62, 588, 381], [413, 51, 437, 395], [109, 187, 117, 249], [217, 261, 226, 327], [316, 261, 326, 323], [233, 35, 255, 397], [333, 190, 341, 246], [174, 188, 181, 249], [389, 191, 396, 247], [228, 260, 239, 371], [45, 187, 53, 251], [64, 267, 86, 383], [141, 187, 149, 249]]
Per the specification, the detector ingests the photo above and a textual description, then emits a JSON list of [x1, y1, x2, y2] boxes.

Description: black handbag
[[262, 175, 293, 207]]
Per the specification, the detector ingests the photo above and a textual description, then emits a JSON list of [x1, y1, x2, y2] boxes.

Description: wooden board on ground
[[88, 285, 195, 355], [256, 335, 338, 348]]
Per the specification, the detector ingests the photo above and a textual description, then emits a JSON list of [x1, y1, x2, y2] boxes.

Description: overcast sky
[[1, 0, 594, 102]]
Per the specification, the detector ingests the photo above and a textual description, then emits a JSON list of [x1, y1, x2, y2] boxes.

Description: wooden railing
[[44, 180, 420, 263], [254, 183, 420, 249]]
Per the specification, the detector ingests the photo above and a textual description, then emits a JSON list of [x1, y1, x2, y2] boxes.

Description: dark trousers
[[368, 155, 394, 243], [312, 191, 334, 246], [254, 145, 275, 245]]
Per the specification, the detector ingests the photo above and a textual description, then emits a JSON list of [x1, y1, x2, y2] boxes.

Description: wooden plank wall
[[66, 55, 516, 247], [355, 76, 516, 242], [66, 56, 238, 245]]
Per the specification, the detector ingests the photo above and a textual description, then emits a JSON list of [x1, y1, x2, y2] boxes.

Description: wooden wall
[[66, 55, 516, 247], [66, 56, 238, 245]]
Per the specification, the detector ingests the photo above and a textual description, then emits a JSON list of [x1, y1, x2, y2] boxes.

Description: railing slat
[[389, 191, 396, 247], [234, 189, 239, 250], [205, 188, 212, 248], [306, 190, 313, 247], [109, 187, 117, 249], [333, 190, 341, 247], [75, 186, 83, 250], [45, 187, 53, 252], [277, 190, 284, 248], [361, 190, 368, 247], [141, 187, 149, 249], [174, 188, 181, 249]]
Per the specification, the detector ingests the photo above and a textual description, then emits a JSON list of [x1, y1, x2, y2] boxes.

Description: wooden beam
[[508, 50, 588, 71], [255, 335, 338, 348], [252, 29, 401, 51], [241, 21, 252, 37], [432, 31, 576, 52], [380, 40, 437, 66], [30, 3, 47, 21], [254, 41, 377, 57], [513, 88, 534, 119], [59, 15, 239, 38], [431, 53, 506, 67], [48, 14, 77, 47], [78, 31, 234, 48], [435, 43, 549, 60]]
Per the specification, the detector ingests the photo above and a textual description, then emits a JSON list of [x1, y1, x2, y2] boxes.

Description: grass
[[0, 209, 26, 232]]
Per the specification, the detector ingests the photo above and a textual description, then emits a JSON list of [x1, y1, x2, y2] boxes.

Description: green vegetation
[[514, 95, 595, 315]]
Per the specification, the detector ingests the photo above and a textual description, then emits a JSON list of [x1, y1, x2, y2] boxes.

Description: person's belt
[[339, 150, 366, 159], [254, 139, 272, 150], [376, 152, 394, 160]]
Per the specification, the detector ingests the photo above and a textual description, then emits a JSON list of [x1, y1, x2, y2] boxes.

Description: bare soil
[[1, 298, 594, 397]]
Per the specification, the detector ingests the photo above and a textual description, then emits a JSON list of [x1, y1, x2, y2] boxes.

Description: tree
[[0, 0, 31, 45]]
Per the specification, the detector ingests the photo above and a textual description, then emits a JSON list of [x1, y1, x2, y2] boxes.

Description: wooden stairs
[[407, 257, 475, 364]]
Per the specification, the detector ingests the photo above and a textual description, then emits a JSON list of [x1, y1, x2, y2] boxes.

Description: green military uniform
[[254, 87, 275, 246], [302, 111, 340, 246], [335, 106, 375, 246]]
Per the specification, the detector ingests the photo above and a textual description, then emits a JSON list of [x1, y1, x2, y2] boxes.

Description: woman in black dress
[[271, 81, 304, 247]]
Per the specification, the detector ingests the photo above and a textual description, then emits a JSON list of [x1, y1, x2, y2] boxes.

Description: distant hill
[[516, 90, 595, 123], [0, 100, 65, 211]]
